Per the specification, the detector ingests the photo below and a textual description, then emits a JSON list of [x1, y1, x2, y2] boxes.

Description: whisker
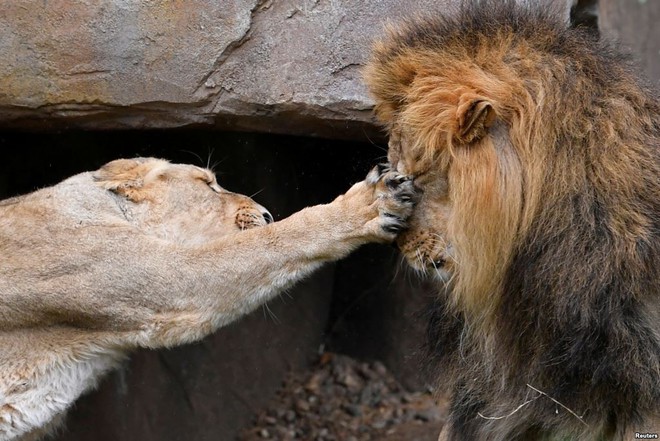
[[180, 150, 204, 166], [206, 148, 216, 170], [263, 302, 280, 324], [250, 188, 266, 199], [361, 128, 388, 153], [415, 249, 428, 277], [209, 157, 228, 174], [389, 256, 402, 286]]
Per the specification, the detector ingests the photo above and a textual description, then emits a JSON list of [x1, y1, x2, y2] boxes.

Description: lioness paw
[[370, 166, 417, 241]]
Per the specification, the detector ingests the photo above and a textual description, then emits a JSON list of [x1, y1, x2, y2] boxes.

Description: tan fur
[[366, 2, 659, 440], [0, 158, 415, 440]]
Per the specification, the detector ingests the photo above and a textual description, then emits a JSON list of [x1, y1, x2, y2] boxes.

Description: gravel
[[238, 353, 446, 441]]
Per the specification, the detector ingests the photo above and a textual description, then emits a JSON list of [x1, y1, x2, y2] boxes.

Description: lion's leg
[[1, 372, 71, 441]]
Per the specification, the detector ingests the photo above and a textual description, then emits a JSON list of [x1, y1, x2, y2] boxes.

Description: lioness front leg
[[18, 166, 416, 347], [1, 161, 415, 343], [135, 167, 416, 346]]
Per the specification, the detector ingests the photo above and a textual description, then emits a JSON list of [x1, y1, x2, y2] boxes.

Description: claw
[[396, 185, 420, 205], [383, 224, 405, 234], [382, 212, 401, 219], [397, 192, 416, 203], [385, 174, 410, 189], [377, 163, 391, 174], [363, 164, 417, 240], [365, 166, 381, 185], [382, 216, 408, 234]]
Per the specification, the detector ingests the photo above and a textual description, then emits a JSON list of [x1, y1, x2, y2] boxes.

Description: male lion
[[0, 157, 416, 441], [364, 2, 659, 440]]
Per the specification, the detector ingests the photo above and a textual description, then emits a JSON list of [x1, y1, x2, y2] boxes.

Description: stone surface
[[0, 1, 258, 126], [599, 0, 660, 85], [0, 0, 575, 138]]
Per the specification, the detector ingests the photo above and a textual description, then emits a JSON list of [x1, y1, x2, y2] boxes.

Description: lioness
[[0, 157, 416, 441], [365, 1, 659, 440]]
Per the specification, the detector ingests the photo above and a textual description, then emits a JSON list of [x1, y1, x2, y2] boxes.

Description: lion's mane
[[365, 2, 659, 439]]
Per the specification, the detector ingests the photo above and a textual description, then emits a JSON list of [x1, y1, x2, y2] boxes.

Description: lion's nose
[[261, 209, 274, 224]]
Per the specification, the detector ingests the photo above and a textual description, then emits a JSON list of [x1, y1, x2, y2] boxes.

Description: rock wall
[[599, 0, 660, 85], [0, 0, 579, 138]]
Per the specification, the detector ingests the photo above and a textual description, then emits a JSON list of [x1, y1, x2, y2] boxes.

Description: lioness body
[[0, 158, 415, 441], [365, 2, 659, 440]]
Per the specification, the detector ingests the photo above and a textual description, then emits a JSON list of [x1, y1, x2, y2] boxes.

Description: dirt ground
[[239, 353, 446, 441]]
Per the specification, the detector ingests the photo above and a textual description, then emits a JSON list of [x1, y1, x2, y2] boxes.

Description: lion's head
[[93, 158, 273, 245], [364, 4, 659, 326], [364, 20, 530, 322]]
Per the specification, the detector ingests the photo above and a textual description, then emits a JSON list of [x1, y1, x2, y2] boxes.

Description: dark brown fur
[[365, 2, 660, 440]]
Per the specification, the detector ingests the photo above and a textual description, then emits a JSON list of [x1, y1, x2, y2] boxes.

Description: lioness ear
[[93, 158, 167, 202], [455, 94, 496, 144]]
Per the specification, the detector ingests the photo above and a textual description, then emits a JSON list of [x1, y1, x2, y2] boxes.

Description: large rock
[[0, 0, 575, 138], [0, 1, 260, 129], [599, 0, 660, 85]]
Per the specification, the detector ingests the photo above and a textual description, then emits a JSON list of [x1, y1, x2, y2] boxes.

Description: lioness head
[[94, 158, 273, 244]]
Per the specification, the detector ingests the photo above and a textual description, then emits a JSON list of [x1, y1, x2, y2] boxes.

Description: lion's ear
[[454, 94, 496, 144], [93, 158, 167, 202]]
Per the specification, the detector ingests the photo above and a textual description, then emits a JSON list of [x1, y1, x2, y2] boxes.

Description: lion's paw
[[366, 165, 418, 241]]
